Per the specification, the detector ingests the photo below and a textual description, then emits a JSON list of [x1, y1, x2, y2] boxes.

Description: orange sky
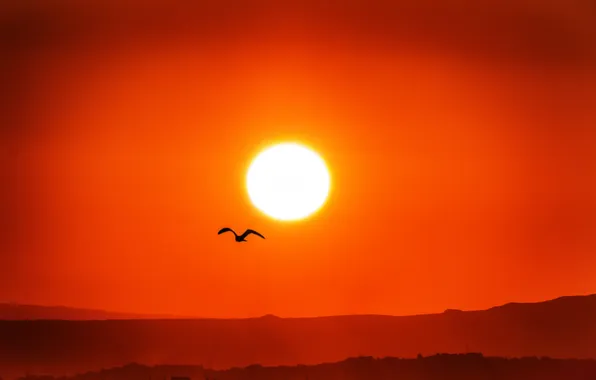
[[2, 0, 596, 318]]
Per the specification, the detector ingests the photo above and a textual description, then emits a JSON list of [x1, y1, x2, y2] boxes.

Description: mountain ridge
[[2, 293, 595, 320], [2, 292, 596, 377], [0, 303, 186, 320]]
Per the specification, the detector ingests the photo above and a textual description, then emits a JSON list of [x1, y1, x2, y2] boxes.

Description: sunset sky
[[2, 0, 596, 318]]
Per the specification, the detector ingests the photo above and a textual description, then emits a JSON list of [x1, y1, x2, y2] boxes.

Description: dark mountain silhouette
[[0, 303, 185, 320], [14, 354, 596, 380], [2, 294, 596, 378]]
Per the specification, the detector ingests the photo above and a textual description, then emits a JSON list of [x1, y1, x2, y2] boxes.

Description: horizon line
[[1, 292, 595, 321]]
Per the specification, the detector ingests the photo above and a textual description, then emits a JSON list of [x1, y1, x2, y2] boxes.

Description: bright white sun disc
[[246, 143, 331, 221]]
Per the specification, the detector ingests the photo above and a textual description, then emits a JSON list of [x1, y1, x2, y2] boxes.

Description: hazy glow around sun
[[246, 142, 331, 221]]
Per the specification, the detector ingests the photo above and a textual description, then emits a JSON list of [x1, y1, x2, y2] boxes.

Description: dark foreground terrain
[[13, 354, 596, 380], [1, 294, 596, 376]]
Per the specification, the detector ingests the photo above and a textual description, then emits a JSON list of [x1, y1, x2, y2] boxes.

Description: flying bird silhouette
[[217, 228, 265, 242]]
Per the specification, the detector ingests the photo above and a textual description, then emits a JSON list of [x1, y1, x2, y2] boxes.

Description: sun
[[246, 142, 331, 221]]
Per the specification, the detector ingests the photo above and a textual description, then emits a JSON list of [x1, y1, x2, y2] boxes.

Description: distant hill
[[0, 303, 183, 320], [2, 294, 596, 378]]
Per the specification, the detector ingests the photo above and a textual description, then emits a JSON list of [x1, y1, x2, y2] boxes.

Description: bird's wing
[[243, 229, 265, 239], [218, 227, 234, 235]]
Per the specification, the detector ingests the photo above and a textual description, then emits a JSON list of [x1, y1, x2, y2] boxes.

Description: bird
[[217, 228, 265, 242]]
